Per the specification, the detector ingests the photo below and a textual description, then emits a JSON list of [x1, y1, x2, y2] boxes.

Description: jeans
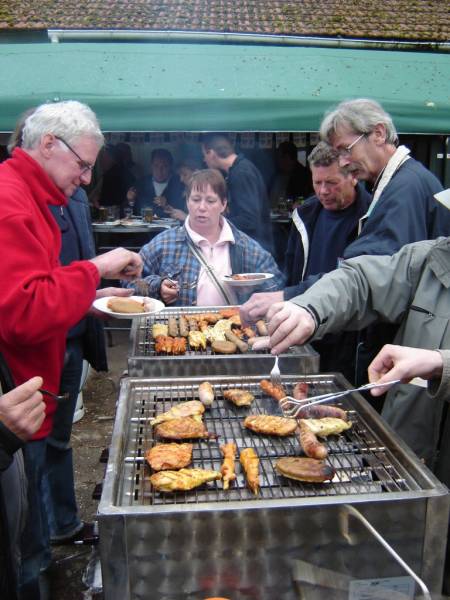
[[18, 439, 51, 598], [43, 337, 84, 540]]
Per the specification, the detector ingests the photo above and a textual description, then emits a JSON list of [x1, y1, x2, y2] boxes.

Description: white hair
[[21, 100, 104, 149], [320, 98, 398, 146]]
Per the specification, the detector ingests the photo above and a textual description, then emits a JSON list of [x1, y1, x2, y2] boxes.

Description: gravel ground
[[46, 329, 129, 600]]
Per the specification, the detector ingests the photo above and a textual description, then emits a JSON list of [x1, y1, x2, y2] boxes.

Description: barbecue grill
[[98, 374, 449, 600], [128, 306, 319, 377]]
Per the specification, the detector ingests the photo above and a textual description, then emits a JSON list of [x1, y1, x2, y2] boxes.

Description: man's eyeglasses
[[338, 132, 367, 157], [55, 136, 94, 175]]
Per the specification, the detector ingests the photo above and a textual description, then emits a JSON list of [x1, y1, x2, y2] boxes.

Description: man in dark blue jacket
[[202, 133, 274, 254], [241, 143, 371, 381]]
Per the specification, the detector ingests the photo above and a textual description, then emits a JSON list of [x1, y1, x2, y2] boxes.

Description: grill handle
[[343, 504, 431, 600]]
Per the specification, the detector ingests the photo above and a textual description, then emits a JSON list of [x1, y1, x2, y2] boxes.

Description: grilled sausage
[[178, 315, 189, 337], [255, 320, 268, 336], [298, 420, 328, 459], [167, 316, 179, 337], [259, 379, 287, 401], [293, 382, 309, 401], [225, 330, 248, 353], [297, 404, 348, 421], [188, 317, 199, 331], [275, 457, 335, 483]]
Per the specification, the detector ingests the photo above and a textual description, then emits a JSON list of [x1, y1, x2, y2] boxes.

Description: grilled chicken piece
[[155, 416, 212, 440], [172, 337, 187, 355], [255, 320, 268, 336], [211, 340, 237, 354], [299, 418, 352, 438], [150, 468, 222, 492], [223, 389, 255, 407], [154, 335, 173, 354], [298, 420, 328, 459], [220, 442, 237, 490], [145, 443, 193, 471], [150, 400, 205, 426], [209, 319, 232, 342], [240, 448, 260, 494], [259, 379, 287, 401], [167, 316, 179, 337], [227, 314, 241, 326], [152, 323, 169, 338], [244, 414, 297, 436], [188, 330, 207, 350], [198, 382, 215, 407], [275, 457, 335, 483], [225, 329, 248, 353]]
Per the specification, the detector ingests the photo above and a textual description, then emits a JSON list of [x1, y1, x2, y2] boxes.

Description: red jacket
[[0, 149, 100, 438]]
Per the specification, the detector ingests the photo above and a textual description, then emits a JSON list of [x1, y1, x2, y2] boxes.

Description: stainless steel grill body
[[98, 374, 449, 600], [128, 306, 319, 377]]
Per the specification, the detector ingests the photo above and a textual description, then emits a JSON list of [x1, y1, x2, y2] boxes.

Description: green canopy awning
[[0, 41, 449, 133]]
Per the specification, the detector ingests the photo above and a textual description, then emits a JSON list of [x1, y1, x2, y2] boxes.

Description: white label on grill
[[349, 576, 415, 599]]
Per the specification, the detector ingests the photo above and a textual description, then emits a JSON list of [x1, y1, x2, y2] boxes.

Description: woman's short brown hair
[[187, 168, 227, 203]]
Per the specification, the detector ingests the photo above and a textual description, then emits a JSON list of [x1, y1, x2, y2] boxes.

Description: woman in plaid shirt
[[127, 169, 284, 306]]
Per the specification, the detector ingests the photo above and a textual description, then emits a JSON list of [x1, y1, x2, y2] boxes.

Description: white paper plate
[[93, 296, 165, 319], [222, 273, 274, 287], [93, 220, 121, 227]]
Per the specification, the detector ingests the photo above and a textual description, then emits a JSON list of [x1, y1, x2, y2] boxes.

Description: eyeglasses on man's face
[[338, 132, 367, 157], [55, 136, 94, 175]]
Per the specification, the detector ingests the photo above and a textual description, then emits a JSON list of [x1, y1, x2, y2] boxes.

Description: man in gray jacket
[[265, 237, 450, 484]]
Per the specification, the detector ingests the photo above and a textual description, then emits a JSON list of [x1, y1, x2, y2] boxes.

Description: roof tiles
[[1, 0, 449, 42]]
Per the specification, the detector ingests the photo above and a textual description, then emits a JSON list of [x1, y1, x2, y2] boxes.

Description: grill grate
[[132, 307, 310, 358], [117, 376, 418, 507]]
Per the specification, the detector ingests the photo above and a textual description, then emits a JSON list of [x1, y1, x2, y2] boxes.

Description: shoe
[[50, 521, 98, 546]]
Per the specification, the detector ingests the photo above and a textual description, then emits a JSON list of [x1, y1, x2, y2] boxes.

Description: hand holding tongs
[[279, 380, 401, 418]]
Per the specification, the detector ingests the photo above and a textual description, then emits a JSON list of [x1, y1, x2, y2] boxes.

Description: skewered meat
[[275, 457, 335, 483], [299, 420, 328, 459], [155, 417, 212, 440], [145, 443, 193, 471], [188, 330, 207, 350], [150, 400, 205, 426], [155, 335, 174, 354], [107, 297, 145, 313], [300, 418, 352, 438], [198, 382, 215, 407], [255, 320, 268, 336], [152, 323, 168, 338], [220, 442, 237, 490], [167, 316, 179, 337], [223, 389, 255, 407], [240, 448, 260, 494], [150, 468, 222, 492], [259, 379, 287, 401], [172, 337, 187, 355], [178, 315, 189, 337], [219, 308, 239, 318], [211, 340, 237, 354], [225, 330, 248, 353], [293, 382, 309, 401], [244, 415, 297, 436]]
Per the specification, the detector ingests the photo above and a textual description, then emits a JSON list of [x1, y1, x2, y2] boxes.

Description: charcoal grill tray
[[128, 305, 319, 377], [105, 373, 445, 512]]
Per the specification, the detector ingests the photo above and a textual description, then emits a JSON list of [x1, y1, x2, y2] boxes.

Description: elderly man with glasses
[[0, 100, 142, 599], [318, 98, 450, 392]]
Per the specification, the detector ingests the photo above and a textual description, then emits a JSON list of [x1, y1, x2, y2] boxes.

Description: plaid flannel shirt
[[126, 220, 285, 305]]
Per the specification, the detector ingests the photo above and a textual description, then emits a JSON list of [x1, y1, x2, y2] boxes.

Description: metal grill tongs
[[279, 379, 401, 418]]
